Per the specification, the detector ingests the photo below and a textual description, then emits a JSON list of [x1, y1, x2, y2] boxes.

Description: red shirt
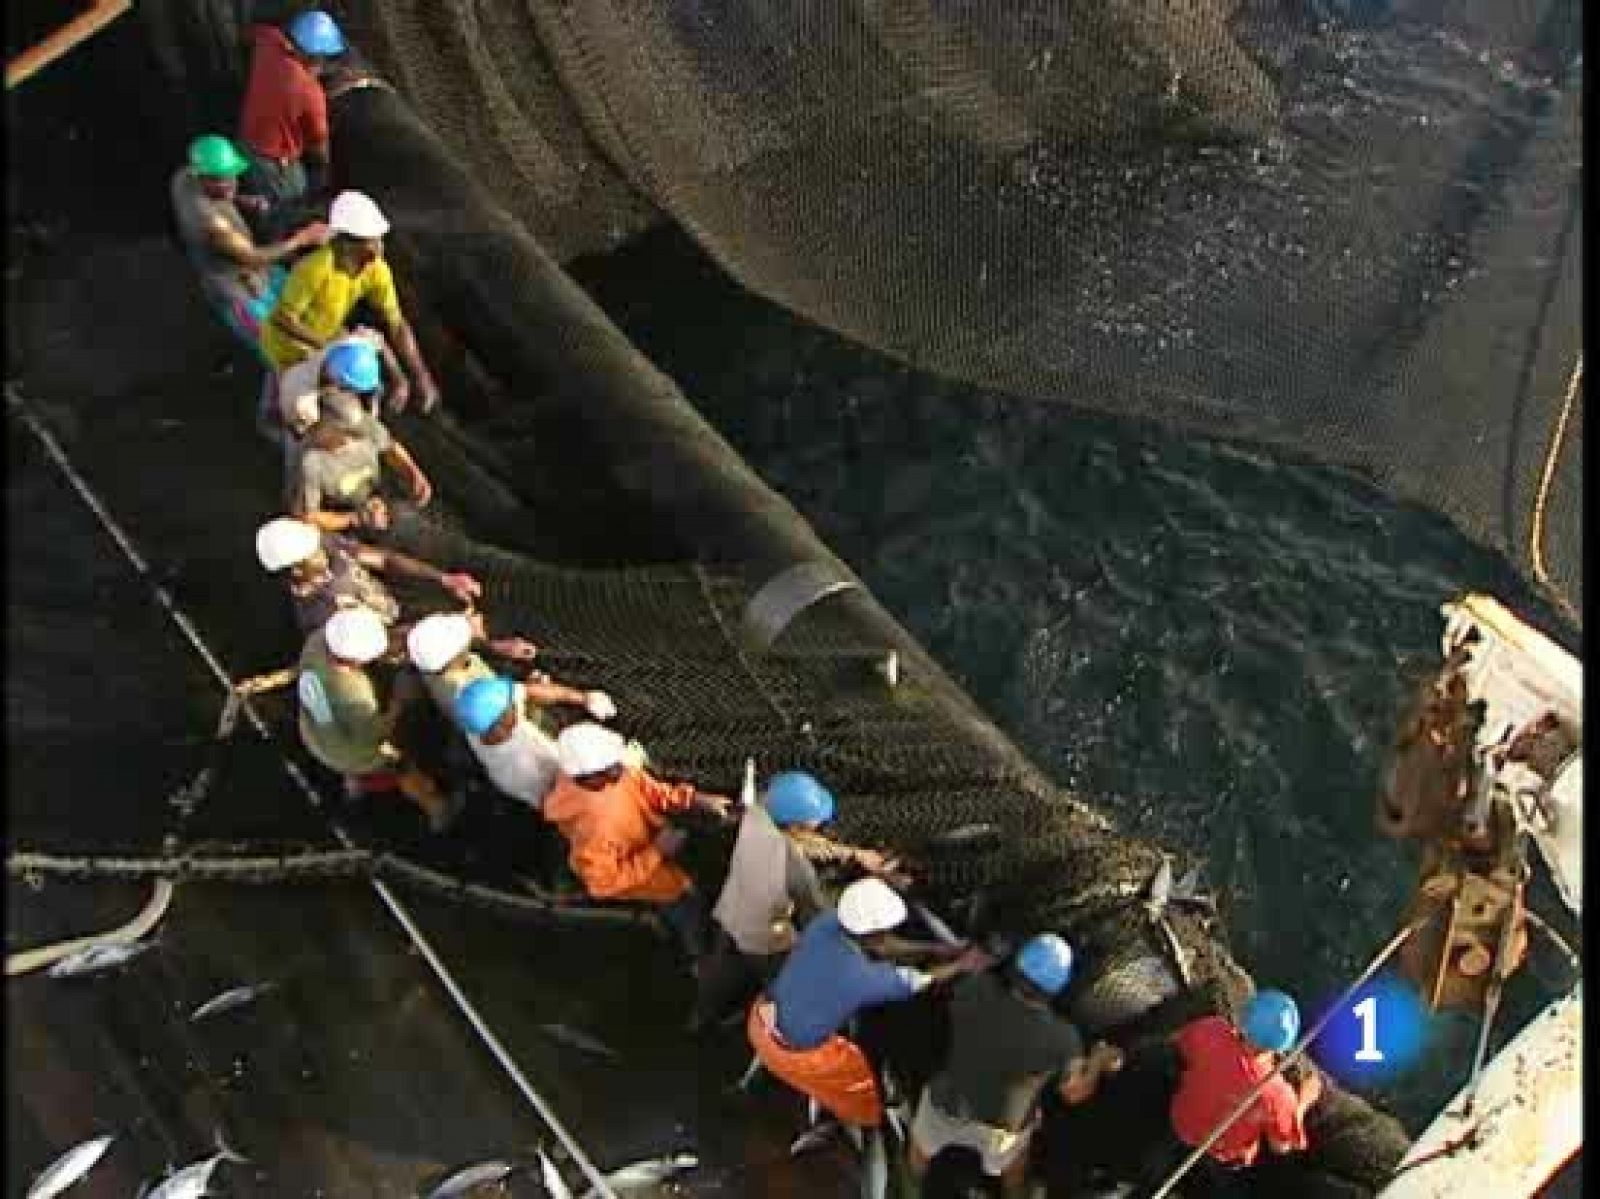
[[238, 25, 329, 162], [1168, 1016, 1308, 1167]]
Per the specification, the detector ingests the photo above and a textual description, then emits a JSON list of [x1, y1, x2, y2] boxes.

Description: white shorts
[[910, 1088, 1035, 1177]]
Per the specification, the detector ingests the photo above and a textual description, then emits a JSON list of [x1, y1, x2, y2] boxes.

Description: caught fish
[[858, 1127, 888, 1199], [584, 1152, 697, 1194], [143, 1132, 248, 1199], [790, 1123, 840, 1157], [25, 1133, 115, 1199], [537, 1023, 620, 1062], [47, 940, 155, 979], [927, 822, 1001, 851], [536, 1149, 574, 1199], [420, 1159, 520, 1198], [190, 981, 276, 1023]]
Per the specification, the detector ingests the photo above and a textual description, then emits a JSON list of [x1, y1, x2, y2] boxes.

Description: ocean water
[[571, 226, 1579, 1140]]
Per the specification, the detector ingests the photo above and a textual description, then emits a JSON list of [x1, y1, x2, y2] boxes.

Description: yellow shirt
[[261, 245, 403, 370]]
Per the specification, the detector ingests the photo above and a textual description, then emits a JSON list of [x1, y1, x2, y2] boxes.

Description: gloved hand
[[585, 691, 617, 721]]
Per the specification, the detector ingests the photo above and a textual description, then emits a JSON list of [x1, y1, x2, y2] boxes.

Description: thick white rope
[[6, 878, 176, 977], [5, 385, 619, 1199]]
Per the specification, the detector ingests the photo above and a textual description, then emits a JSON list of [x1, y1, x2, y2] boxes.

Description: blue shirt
[[769, 912, 921, 1049]]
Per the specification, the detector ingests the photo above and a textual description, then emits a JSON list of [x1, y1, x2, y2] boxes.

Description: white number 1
[[1353, 997, 1386, 1062]]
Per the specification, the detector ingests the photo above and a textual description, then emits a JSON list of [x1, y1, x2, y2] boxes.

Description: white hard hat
[[323, 607, 389, 664], [406, 613, 474, 673], [328, 190, 390, 239], [837, 877, 908, 936], [255, 518, 321, 572], [557, 722, 626, 777]]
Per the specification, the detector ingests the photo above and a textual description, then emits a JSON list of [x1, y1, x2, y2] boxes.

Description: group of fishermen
[[168, 11, 1329, 1195]]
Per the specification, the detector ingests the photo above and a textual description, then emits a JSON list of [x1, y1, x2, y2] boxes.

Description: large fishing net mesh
[[146, 0, 1583, 621]]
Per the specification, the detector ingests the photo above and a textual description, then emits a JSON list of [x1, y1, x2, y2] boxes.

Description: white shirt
[[466, 688, 561, 809]]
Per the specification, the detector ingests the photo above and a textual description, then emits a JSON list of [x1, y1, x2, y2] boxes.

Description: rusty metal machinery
[[1378, 600, 1580, 1013]]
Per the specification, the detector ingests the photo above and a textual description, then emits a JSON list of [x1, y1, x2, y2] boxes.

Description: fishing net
[[143, 0, 1583, 623], [33, 0, 1575, 1188]]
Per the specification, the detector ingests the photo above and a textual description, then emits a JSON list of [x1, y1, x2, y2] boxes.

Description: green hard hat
[[188, 135, 250, 178]]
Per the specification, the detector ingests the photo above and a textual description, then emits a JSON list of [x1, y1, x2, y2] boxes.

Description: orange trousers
[[747, 1000, 884, 1127]]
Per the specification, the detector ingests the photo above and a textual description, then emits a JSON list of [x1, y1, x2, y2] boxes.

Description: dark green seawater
[[572, 227, 1579, 1141]]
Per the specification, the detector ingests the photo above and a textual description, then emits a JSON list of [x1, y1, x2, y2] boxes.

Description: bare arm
[[208, 215, 327, 269], [270, 305, 328, 356], [380, 443, 433, 506], [521, 679, 591, 710], [386, 317, 441, 410]]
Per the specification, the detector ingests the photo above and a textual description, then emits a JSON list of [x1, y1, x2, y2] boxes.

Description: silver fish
[[537, 1023, 620, 1062], [536, 1149, 574, 1199], [144, 1134, 248, 1199], [47, 940, 154, 979], [588, 1153, 697, 1194], [190, 982, 276, 1023], [858, 1127, 888, 1199], [790, 1123, 840, 1157], [25, 1133, 115, 1199], [929, 822, 1000, 848], [420, 1159, 520, 1198]]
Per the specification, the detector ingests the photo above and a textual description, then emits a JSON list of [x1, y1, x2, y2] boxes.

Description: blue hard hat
[[1241, 989, 1300, 1052], [1015, 933, 1075, 995], [287, 10, 347, 57], [323, 340, 382, 395], [456, 677, 516, 736], [763, 771, 836, 827]]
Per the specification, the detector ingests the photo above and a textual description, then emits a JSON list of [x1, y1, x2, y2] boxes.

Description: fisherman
[[279, 327, 410, 434], [254, 516, 482, 634], [237, 9, 345, 217], [169, 134, 329, 360], [691, 771, 908, 1032], [456, 673, 619, 813], [260, 190, 442, 414], [405, 613, 567, 722], [297, 606, 457, 831], [285, 383, 434, 537], [543, 723, 736, 960], [908, 933, 1125, 1197], [747, 877, 993, 1129], [1136, 989, 1323, 1190]]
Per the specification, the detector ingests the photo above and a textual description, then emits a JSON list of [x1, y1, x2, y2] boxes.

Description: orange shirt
[[542, 767, 697, 904]]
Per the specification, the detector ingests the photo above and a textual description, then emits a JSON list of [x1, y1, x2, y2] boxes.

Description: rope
[[1147, 904, 1446, 1199], [6, 877, 175, 977], [1527, 356, 1581, 625], [5, 849, 659, 928], [5, 386, 622, 1199]]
